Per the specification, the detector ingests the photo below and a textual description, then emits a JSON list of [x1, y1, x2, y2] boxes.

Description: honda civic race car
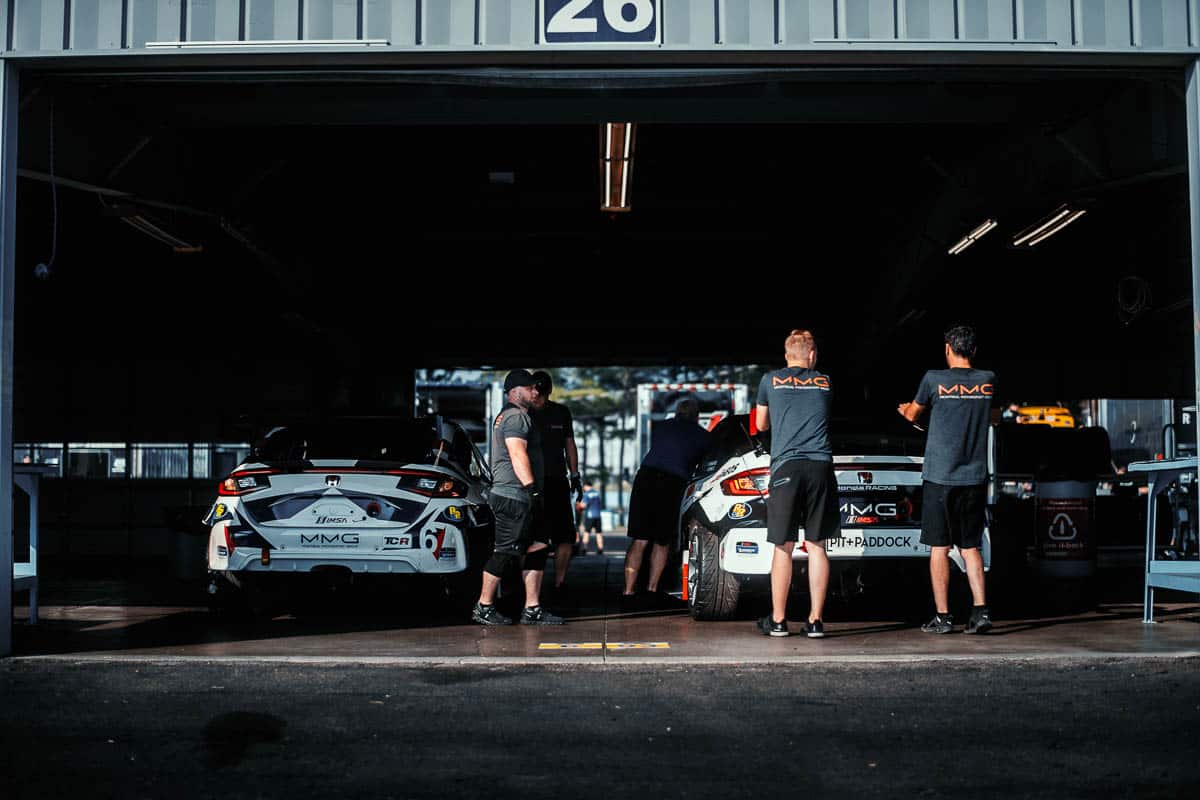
[[204, 416, 493, 609], [683, 415, 991, 620]]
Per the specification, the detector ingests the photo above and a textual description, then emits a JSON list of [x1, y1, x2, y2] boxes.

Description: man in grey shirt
[[754, 329, 839, 638], [472, 369, 564, 626], [898, 324, 995, 635]]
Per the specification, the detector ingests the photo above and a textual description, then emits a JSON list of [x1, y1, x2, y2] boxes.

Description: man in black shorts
[[755, 329, 839, 639], [898, 324, 995, 635], [472, 369, 564, 626], [529, 371, 584, 598], [624, 397, 710, 602]]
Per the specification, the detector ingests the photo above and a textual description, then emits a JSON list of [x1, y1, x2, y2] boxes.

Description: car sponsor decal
[[299, 532, 361, 546], [825, 533, 917, 550], [446, 506, 463, 521], [383, 535, 413, 548], [734, 541, 758, 555], [438, 546, 458, 561], [423, 528, 449, 560], [728, 502, 752, 520], [216, 545, 229, 557]]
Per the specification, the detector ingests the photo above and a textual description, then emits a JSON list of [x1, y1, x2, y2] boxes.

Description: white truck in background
[[635, 383, 750, 463]]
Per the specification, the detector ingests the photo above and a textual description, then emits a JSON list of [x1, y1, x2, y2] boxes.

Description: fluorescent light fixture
[[947, 218, 998, 255], [146, 39, 389, 49], [1011, 205, 1087, 248], [600, 123, 636, 213]]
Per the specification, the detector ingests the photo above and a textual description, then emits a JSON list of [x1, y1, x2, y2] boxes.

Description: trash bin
[[1033, 479, 1097, 578]]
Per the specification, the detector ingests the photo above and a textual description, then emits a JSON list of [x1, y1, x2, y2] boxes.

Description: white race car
[[204, 416, 494, 610], [683, 415, 990, 620]]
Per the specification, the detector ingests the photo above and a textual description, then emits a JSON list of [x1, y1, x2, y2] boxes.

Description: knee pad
[[484, 551, 518, 579], [522, 547, 550, 572]]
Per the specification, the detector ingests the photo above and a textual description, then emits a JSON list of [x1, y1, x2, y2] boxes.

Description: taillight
[[218, 469, 275, 496], [721, 468, 771, 496], [396, 472, 467, 498]]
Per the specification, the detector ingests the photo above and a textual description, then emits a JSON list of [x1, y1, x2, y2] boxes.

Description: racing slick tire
[[687, 520, 741, 621]]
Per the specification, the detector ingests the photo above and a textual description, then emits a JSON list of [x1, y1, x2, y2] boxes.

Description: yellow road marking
[[606, 642, 670, 650], [538, 643, 603, 650], [537, 642, 671, 651]]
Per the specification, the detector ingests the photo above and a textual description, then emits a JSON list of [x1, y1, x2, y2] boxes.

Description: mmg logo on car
[[300, 533, 360, 546]]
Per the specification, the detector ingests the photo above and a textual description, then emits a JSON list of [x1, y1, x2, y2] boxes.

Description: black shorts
[[584, 517, 602, 534], [530, 478, 577, 546], [920, 481, 986, 549], [766, 459, 841, 545], [491, 493, 543, 555], [627, 466, 687, 546]]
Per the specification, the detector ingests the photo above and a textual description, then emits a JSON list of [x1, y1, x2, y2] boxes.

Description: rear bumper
[[718, 527, 989, 575]]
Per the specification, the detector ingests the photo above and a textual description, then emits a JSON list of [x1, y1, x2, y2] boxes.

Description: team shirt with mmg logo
[[757, 367, 833, 468], [914, 367, 997, 486]]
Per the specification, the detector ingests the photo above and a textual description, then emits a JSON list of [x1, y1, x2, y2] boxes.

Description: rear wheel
[[687, 520, 741, 620]]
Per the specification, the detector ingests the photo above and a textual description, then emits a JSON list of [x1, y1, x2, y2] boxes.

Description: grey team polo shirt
[[913, 367, 996, 486], [490, 403, 545, 501], [756, 367, 833, 469]]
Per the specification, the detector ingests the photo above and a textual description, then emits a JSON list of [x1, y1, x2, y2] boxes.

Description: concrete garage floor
[[9, 541, 1199, 664], [6, 545, 1199, 799]]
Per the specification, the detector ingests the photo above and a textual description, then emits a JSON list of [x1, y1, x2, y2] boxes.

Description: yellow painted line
[[536, 642, 671, 651], [606, 642, 670, 650], [538, 643, 604, 650]]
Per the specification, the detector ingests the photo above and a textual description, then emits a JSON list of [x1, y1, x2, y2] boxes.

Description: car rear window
[[258, 420, 440, 464]]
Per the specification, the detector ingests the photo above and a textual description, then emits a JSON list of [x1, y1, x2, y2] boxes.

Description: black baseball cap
[[532, 370, 553, 395], [503, 369, 537, 393]]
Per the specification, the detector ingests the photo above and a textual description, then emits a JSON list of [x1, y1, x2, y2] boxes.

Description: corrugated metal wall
[[2, 0, 1198, 53]]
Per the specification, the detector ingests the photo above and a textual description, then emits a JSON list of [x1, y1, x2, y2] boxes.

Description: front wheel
[[687, 520, 741, 620]]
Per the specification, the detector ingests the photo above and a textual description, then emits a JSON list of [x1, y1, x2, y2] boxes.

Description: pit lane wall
[[2, 0, 1198, 56]]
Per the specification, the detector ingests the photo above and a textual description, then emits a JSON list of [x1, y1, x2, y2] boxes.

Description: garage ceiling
[[10, 66, 1195, 422]]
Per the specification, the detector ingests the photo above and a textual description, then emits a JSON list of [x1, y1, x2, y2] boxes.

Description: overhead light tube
[[947, 218, 998, 255], [600, 123, 636, 213], [1012, 205, 1087, 247]]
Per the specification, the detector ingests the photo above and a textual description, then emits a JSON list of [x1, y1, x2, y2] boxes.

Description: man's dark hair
[[532, 370, 553, 396], [944, 325, 977, 358]]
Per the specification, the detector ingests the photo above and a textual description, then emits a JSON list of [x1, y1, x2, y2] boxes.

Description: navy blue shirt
[[641, 417, 711, 479], [757, 367, 833, 467]]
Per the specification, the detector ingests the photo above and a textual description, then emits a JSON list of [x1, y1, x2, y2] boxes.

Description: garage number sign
[[542, 0, 661, 44]]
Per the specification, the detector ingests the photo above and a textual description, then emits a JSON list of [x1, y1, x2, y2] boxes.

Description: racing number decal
[[422, 528, 448, 560], [543, 0, 659, 43]]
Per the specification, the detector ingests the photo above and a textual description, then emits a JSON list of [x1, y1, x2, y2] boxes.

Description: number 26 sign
[[542, 0, 661, 44]]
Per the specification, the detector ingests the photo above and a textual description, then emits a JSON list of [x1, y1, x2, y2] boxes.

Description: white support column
[[1188, 59, 1200, 465], [0, 61, 17, 658]]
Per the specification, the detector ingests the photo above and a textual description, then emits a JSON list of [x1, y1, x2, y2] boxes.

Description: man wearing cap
[[529, 370, 584, 599], [624, 396, 711, 603], [472, 369, 565, 626]]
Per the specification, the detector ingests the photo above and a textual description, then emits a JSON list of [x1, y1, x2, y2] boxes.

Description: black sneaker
[[757, 615, 789, 637], [802, 619, 825, 639], [965, 607, 993, 634], [520, 606, 566, 625], [921, 613, 954, 634], [472, 603, 512, 626]]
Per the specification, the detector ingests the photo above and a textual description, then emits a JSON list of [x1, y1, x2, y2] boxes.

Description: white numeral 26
[[546, 0, 655, 35]]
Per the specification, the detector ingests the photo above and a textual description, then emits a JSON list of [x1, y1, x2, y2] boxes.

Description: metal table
[[1127, 457, 1200, 623]]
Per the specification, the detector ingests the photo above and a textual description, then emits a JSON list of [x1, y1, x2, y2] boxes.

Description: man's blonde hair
[[784, 329, 815, 361]]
